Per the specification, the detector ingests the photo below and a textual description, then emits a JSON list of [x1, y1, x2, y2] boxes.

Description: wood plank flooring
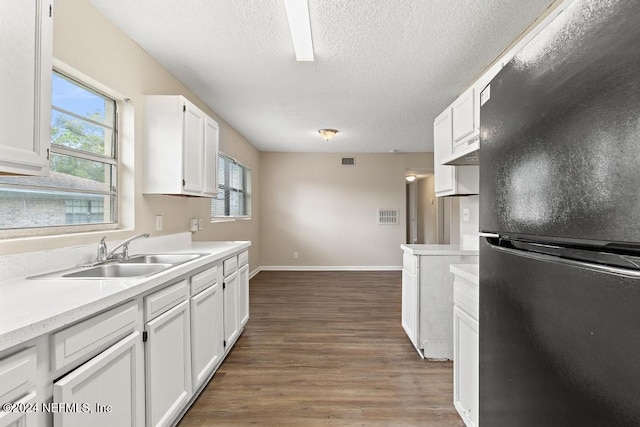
[[179, 271, 464, 426]]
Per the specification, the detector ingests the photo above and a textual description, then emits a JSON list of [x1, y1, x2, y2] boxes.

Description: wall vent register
[[378, 209, 399, 225], [341, 157, 356, 166]]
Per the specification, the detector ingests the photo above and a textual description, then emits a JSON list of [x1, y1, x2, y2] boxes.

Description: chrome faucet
[[97, 233, 150, 262]]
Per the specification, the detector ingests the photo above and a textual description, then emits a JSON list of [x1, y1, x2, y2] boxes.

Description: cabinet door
[[145, 301, 192, 427], [453, 306, 479, 427], [223, 272, 239, 347], [433, 108, 455, 195], [451, 87, 475, 143], [0, 0, 52, 176], [401, 268, 419, 352], [203, 116, 219, 196], [0, 391, 37, 427], [238, 264, 250, 328], [182, 101, 205, 194], [53, 331, 145, 427], [190, 282, 224, 391]]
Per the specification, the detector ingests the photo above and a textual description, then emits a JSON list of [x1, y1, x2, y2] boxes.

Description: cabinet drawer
[[402, 253, 417, 275], [52, 301, 139, 372], [191, 265, 218, 295], [453, 276, 479, 320], [145, 279, 189, 321], [238, 250, 249, 267], [223, 256, 237, 276], [0, 346, 37, 402]]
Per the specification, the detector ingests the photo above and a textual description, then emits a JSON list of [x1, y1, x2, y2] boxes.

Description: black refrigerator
[[479, 0, 640, 425]]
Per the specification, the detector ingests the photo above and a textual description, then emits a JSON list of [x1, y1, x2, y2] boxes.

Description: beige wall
[[417, 176, 438, 244], [259, 152, 432, 268], [0, 0, 261, 271]]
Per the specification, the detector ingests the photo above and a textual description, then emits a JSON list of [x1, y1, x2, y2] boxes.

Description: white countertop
[[0, 239, 250, 352], [450, 263, 479, 285], [401, 244, 479, 256]]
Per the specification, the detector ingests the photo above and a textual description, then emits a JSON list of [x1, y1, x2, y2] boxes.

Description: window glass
[[0, 70, 118, 231], [211, 153, 251, 218]]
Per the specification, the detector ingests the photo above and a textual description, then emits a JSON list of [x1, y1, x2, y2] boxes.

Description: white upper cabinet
[[143, 95, 219, 197], [0, 0, 53, 176], [434, 107, 479, 197], [451, 87, 476, 146]]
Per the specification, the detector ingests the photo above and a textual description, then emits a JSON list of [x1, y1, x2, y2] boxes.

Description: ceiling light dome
[[318, 129, 338, 141]]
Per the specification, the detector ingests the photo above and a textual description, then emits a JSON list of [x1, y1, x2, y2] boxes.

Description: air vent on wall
[[378, 209, 399, 225], [341, 157, 356, 166]]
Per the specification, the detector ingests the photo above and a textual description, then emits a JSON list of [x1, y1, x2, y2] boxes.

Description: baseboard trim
[[257, 265, 402, 272]]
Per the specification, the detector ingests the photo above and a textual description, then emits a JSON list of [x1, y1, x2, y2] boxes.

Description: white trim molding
[[258, 265, 402, 272]]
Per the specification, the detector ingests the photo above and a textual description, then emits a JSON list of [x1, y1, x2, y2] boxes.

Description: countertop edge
[[450, 263, 480, 285], [401, 244, 479, 256]]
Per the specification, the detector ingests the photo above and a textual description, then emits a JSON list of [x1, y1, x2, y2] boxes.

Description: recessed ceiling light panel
[[283, 0, 314, 61]]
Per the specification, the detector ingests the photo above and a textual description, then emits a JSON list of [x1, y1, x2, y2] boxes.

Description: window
[[0, 70, 118, 232], [212, 153, 251, 219]]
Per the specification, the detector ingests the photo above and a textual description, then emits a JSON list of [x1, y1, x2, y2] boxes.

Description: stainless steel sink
[[28, 253, 207, 280], [121, 253, 204, 265], [61, 263, 172, 278]]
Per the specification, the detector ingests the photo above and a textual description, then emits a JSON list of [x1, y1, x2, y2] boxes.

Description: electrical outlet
[[189, 218, 198, 232], [463, 208, 470, 222], [293, 251, 299, 259], [155, 215, 163, 231], [198, 218, 203, 231]]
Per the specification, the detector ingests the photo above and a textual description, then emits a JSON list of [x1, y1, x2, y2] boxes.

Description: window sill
[[211, 216, 251, 223]]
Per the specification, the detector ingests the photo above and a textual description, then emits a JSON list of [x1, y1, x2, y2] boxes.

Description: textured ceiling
[[89, 0, 554, 153]]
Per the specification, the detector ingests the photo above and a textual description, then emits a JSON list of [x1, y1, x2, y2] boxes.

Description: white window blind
[[211, 153, 251, 218]]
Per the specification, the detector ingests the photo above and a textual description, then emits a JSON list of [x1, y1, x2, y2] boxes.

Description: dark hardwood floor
[[179, 271, 464, 426]]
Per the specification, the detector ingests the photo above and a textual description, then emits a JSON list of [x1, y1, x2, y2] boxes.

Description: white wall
[[260, 152, 432, 268], [0, 0, 261, 271]]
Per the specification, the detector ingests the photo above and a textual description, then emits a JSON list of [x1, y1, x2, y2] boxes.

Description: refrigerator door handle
[[484, 238, 640, 278], [479, 232, 499, 238]]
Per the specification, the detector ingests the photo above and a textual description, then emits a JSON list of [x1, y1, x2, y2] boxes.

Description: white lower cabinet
[[238, 263, 249, 328], [145, 282, 192, 427], [0, 246, 250, 427], [0, 347, 38, 427], [223, 271, 239, 348], [401, 267, 418, 352], [190, 280, 224, 390], [53, 332, 145, 427], [0, 391, 37, 427], [452, 266, 479, 427], [453, 306, 479, 427]]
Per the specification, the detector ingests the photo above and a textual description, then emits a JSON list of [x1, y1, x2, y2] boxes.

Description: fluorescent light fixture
[[283, 0, 314, 61]]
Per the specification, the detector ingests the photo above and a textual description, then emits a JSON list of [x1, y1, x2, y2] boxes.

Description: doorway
[[406, 175, 459, 245]]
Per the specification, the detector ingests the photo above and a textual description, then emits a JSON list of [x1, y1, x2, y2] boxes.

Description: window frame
[[0, 67, 121, 238], [211, 153, 251, 222]]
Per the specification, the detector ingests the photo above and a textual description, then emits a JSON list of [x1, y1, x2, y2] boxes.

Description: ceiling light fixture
[[405, 175, 417, 182], [283, 0, 314, 61], [318, 129, 338, 141]]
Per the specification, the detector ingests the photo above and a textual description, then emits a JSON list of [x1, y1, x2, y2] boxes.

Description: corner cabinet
[[433, 108, 479, 197], [0, 0, 53, 176], [143, 95, 219, 197]]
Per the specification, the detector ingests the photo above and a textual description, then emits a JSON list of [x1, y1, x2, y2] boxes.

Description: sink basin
[[122, 253, 204, 265], [28, 252, 207, 280], [62, 263, 173, 278]]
